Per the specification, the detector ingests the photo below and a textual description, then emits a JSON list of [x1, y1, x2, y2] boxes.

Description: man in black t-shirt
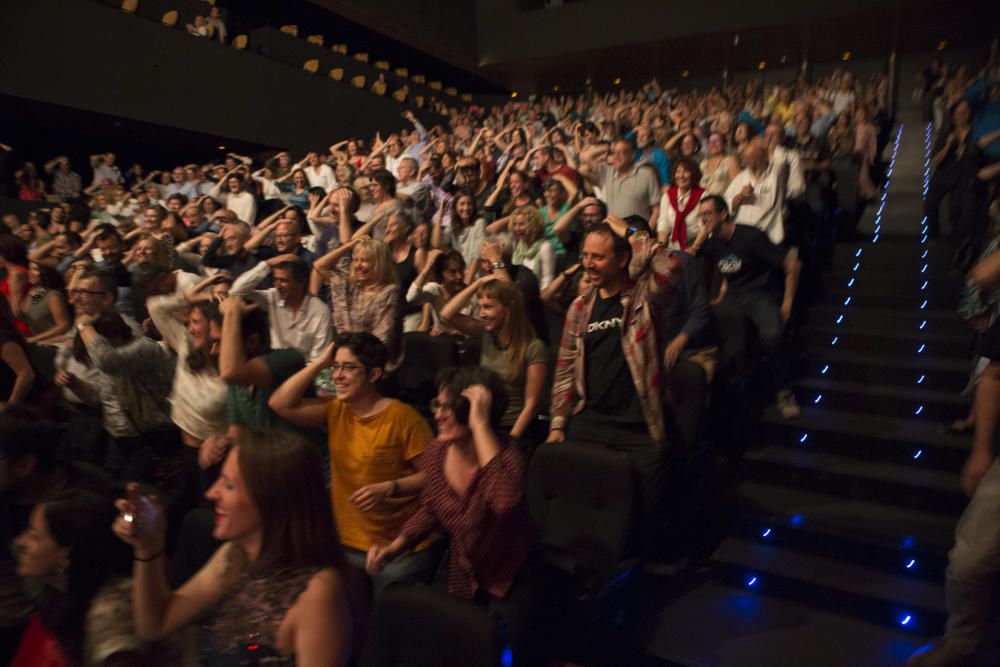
[[698, 195, 801, 418]]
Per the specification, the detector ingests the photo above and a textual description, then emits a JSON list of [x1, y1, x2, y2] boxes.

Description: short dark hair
[[95, 228, 123, 245], [307, 186, 326, 199], [580, 197, 608, 218], [334, 331, 387, 371], [435, 366, 509, 431], [166, 193, 188, 206], [585, 222, 630, 259], [700, 194, 729, 217], [79, 268, 117, 294], [131, 261, 171, 292], [273, 259, 309, 284]]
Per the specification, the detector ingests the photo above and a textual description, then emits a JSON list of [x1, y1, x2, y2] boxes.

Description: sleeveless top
[[395, 245, 422, 319], [699, 157, 732, 196], [198, 561, 321, 666], [23, 287, 57, 336]]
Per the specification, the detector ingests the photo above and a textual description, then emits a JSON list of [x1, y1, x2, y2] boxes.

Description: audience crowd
[[2, 53, 1000, 666]]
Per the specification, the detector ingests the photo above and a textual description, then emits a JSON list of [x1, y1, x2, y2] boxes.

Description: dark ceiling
[[479, 0, 999, 93]]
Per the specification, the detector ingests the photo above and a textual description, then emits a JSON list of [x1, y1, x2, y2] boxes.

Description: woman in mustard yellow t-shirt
[[268, 331, 440, 597]]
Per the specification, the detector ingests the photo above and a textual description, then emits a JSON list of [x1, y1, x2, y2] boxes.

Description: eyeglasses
[[330, 362, 366, 374], [69, 289, 108, 297], [429, 399, 455, 416]]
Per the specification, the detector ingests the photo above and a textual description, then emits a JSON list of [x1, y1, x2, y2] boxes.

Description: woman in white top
[[208, 170, 257, 224], [430, 191, 487, 268], [699, 131, 741, 196], [510, 205, 555, 289], [147, 275, 231, 472], [657, 158, 706, 252]]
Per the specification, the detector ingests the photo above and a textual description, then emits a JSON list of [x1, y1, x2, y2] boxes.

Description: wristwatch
[[76, 321, 88, 332], [492, 261, 507, 271]]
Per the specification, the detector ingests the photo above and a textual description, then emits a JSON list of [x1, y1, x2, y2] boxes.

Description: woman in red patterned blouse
[[366, 366, 542, 663]]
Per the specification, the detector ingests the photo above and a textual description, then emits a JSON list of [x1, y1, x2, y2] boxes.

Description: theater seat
[[374, 60, 389, 71], [372, 80, 387, 96], [231, 34, 247, 50], [461, 93, 472, 102], [280, 24, 298, 37], [392, 88, 408, 103], [329, 67, 344, 81], [331, 43, 347, 55], [429, 81, 442, 90], [527, 443, 643, 665], [306, 34, 323, 46], [303, 59, 319, 74], [161, 9, 178, 26], [351, 75, 366, 88], [394, 333, 460, 418], [394, 67, 409, 77], [353, 52, 369, 63], [445, 86, 457, 96], [121, 0, 138, 14], [414, 96, 425, 108], [412, 74, 426, 84], [359, 584, 501, 667]]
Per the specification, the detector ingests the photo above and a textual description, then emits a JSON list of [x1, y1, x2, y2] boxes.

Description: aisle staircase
[[648, 118, 976, 666]]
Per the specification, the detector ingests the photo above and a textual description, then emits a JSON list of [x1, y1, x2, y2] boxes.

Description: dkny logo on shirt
[[588, 316, 622, 333], [718, 254, 743, 275]]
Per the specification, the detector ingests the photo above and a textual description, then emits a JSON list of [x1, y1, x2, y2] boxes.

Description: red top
[[401, 438, 536, 600], [1, 265, 33, 336]]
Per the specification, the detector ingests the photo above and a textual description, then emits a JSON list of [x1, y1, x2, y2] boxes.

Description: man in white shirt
[[229, 255, 332, 362], [209, 171, 257, 224], [724, 139, 788, 246], [303, 152, 336, 192], [395, 157, 429, 222], [89, 153, 123, 189]]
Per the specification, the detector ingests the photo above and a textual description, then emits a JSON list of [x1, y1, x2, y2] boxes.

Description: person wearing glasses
[[268, 332, 437, 598]]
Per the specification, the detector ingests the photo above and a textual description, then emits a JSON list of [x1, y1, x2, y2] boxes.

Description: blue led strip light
[[911, 122, 933, 438], [801, 124, 904, 429]]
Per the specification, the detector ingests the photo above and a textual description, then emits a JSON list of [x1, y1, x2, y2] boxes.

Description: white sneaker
[[777, 390, 801, 419]]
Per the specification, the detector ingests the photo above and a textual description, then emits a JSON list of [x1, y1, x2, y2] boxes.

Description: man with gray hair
[[395, 156, 429, 221], [202, 217, 256, 277]]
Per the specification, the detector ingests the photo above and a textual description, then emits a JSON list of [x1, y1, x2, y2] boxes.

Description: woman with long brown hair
[[440, 275, 547, 442], [113, 429, 356, 666]]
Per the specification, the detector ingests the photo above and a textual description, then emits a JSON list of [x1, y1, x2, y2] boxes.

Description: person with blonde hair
[[510, 205, 555, 289], [312, 236, 403, 373], [440, 274, 547, 443]]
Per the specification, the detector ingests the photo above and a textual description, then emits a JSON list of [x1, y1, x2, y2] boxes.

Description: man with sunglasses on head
[[269, 332, 438, 598]]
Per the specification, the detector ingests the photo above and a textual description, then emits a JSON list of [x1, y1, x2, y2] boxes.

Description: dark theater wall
[[308, 0, 479, 70], [0, 0, 440, 153]]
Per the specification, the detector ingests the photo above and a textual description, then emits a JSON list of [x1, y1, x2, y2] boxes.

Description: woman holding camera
[[113, 429, 355, 667]]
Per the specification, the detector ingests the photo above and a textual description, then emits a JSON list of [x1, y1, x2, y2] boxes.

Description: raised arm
[[218, 296, 272, 386], [267, 344, 331, 427], [312, 237, 360, 280], [439, 274, 495, 337]]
